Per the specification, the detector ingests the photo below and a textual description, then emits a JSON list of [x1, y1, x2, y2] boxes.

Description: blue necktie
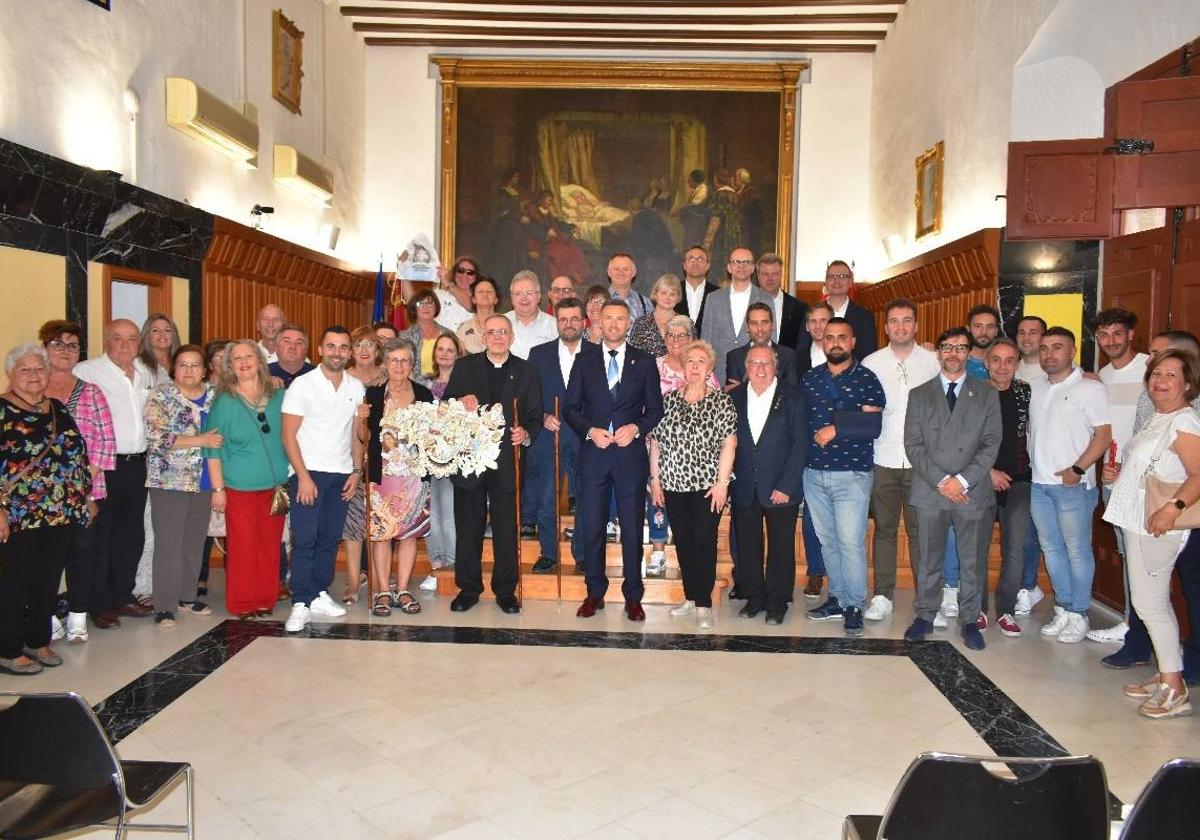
[[946, 380, 957, 413], [607, 350, 619, 433]]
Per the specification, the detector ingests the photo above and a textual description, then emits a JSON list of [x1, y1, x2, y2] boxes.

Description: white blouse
[[434, 288, 474, 332], [1103, 408, 1200, 535]]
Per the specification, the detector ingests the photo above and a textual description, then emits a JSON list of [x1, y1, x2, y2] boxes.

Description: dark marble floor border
[[91, 619, 1121, 813]]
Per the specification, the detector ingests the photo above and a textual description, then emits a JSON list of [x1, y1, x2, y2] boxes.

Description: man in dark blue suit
[[730, 345, 809, 623], [526, 297, 592, 573], [564, 299, 664, 620]]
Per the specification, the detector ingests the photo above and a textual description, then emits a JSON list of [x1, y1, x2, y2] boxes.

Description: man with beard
[[800, 317, 885, 637], [1015, 315, 1047, 388], [966, 304, 1001, 380], [281, 326, 364, 632]]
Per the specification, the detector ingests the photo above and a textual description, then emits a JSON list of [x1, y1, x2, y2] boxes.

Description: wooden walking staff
[[512, 397, 524, 604], [360, 406, 380, 609], [554, 396, 562, 600]]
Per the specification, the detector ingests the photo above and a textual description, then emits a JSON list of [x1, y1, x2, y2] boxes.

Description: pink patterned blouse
[[67, 379, 116, 500]]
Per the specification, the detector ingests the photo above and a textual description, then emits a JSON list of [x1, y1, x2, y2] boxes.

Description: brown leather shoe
[[576, 596, 605, 618], [118, 602, 154, 618], [803, 575, 825, 598], [277, 582, 292, 602], [92, 611, 121, 629], [625, 600, 646, 622]]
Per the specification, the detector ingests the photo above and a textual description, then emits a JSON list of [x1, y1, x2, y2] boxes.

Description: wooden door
[[1170, 215, 1200, 334], [1005, 139, 1119, 240], [1101, 223, 1173, 338], [1107, 77, 1200, 209]]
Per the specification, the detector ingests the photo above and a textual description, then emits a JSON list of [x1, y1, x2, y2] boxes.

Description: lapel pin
[[967, 391, 974, 397]]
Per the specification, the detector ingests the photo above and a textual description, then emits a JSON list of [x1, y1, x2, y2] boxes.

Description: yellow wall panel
[[1023, 293, 1084, 363], [0, 246, 65, 389]]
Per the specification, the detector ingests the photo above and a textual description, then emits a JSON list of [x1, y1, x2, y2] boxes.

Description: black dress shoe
[[520, 523, 538, 540], [496, 594, 521, 614], [532, 555, 558, 574], [728, 586, 745, 601], [739, 604, 763, 619], [765, 608, 787, 625], [450, 593, 479, 612]]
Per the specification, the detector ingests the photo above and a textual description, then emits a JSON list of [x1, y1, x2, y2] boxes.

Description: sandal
[[371, 592, 392, 618], [135, 594, 154, 609], [393, 589, 421, 615], [342, 587, 359, 606]]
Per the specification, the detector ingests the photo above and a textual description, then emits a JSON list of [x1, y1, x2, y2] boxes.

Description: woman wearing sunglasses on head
[[434, 256, 482, 333], [203, 340, 288, 620]]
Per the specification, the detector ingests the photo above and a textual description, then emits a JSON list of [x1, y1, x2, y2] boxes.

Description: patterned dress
[[365, 383, 433, 542]]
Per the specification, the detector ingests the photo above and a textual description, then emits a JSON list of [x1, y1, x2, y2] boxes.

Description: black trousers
[[0, 525, 73, 658], [664, 490, 720, 608], [64, 518, 99, 613], [89, 455, 148, 614], [734, 499, 799, 611], [454, 474, 518, 599]]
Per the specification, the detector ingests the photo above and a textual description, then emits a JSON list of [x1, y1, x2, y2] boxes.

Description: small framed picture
[[915, 141, 944, 239], [272, 9, 304, 115]]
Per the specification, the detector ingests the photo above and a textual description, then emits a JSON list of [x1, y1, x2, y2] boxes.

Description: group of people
[[2, 248, 1196, 724]]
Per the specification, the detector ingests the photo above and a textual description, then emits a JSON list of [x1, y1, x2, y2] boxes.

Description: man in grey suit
[[902, 326, 1002, 650], [700, 246, 772, 384]]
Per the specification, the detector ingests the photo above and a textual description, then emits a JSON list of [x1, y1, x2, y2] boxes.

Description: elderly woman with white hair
[[0, 343, 93, 675], [629, 273, 683, 358]]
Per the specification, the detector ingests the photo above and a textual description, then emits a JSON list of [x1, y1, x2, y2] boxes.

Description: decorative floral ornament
[[379, 398, 506, 479]]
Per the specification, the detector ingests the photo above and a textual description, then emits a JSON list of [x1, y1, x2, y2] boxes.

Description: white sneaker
[[933, 610, 948, 628], [309, 591, 347, 618], [941, 586, 959, 617], [671, 600, 696, 617], [66, 611, 89, 644], [606, 522, 619, 541], [1058, 612, 1089, 644], [863, 595, 893, 621], [1085, 620, 1128, 644], [1015, 585, 1044, 616], [1040, 605, 1069, 636], [646, 551, 667, 577], [50, 615, 65, 642], [696, 607, 714, 630], [419, 574, 438, 592], [284, 604, 311, 632]]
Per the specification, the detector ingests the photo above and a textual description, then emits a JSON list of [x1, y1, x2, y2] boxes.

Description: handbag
[[1141, 411, 1200, 529], [238, 397, 290, 517]]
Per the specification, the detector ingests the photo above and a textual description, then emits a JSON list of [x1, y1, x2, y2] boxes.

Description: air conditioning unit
[[165, 77, 259, 165], [273, 144, 334, 203]]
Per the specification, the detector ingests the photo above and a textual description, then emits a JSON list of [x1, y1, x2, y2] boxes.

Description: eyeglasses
[[415, 299, 436, 307], [256, 411, 270, 434], [896, 361, 908, 387], [512, 290, 537, 298], [827, 272, 852, 281], [455, 266, 477, 276], [485, 328, 512, 337], [746, 359, 775, 368], [665, 332, 691, 341], [938, 343, 970, 353], [387, 357, 414, 365], [47, 340, 81, 352], [730, 259, 754, 267], [550, 287, 574, 295], [176, 361, 204, 370], [559, 316, 585, 324], [683, 255, 707, 263], [354, 340, 379, 349]]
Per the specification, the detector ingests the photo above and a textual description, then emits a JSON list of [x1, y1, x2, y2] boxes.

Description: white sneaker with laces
[[418, 574, 438, 592], [1058, 612, 1089, 644], [606, 522, 619, 541], [310, 591, 347, 618], [66, 611, 88, 644], [1040, 605, 1069, 636], [1015, 585, 1044, 616], [671, 600, 696, 617], [941, 586, 959, 618], [50, 615, 65, 642], [696, 607, 714, 630], [646, 551, 667, 577], [1085, 620, 1128, 644], [863, 595, 893, 621], [284, 604, 310, 632], [933, 610, 948, 628]]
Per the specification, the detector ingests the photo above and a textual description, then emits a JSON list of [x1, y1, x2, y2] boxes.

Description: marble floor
[[3, 575, 1199, 839]]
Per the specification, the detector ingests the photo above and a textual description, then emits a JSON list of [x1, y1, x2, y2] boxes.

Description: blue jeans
[[647, 499, 669, 544], [1030, 482, 1098, 614], [289, 471, 352, 607], [528, 446, 582, 563], [943, 526, 959, 588], [801, 501, 825, 576], [1021, 517, 1041, 589], [803, 468, 872, 611]]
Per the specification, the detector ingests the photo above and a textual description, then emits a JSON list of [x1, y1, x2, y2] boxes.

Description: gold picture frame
[[272, 10, 304, 115], [914, 140, 944, 239], [431, 58, 807, 277]]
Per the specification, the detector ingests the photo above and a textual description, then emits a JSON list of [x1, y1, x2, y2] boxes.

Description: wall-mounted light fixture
[[165, 77, 259, 165], [273, 144, 333, 203]]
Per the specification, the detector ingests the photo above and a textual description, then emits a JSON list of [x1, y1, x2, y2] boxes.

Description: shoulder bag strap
[[237, 396, 282, 485], [1, 402, 59, 502]]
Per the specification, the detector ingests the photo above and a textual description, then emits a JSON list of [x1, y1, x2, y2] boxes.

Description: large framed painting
[[433, 59, 806, 295]]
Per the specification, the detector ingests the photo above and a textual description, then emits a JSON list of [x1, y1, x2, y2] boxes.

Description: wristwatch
[[1070, 465, 1086, 476], [1171, 498, 1188, 511]]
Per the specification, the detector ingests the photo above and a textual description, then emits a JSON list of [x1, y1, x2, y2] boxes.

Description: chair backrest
[[0, 692, 122, 789], [877, 752, 1110, 840], [1120, 757, 1200, 840]]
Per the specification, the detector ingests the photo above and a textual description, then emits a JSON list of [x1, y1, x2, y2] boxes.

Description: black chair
[[0, 692, 193, 839], [1120, 757, 1200, 839], [843, 751, 1109, 840]]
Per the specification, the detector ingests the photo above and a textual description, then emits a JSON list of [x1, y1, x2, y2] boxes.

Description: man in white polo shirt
[[280, 325, 365, 632], [506, 270, 558, 360], [1029, 326, 1112, 644]]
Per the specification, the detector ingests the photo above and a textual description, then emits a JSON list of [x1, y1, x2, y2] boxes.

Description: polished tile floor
[[4, 575, 1199, 839]]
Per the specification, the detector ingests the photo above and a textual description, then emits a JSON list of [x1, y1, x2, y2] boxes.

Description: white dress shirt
[[728, 284, 752, 336], [507, 310, 558, 360], [557, 339, 581, 390], [831, 298, 849, 318], [1029, 366, 1112, 487], [74, 355, 153, 454], [747, 378, 777, 444], [810, 343, 826, 368], [768, 291, 784, 342], [684, 279, 707, 324], [862, 343, 940, 468], [280, 367, 365, 474]]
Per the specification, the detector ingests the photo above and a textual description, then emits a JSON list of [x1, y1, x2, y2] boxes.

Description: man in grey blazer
[[700, 246, 772, 384], [902, 326, 1002, 650]]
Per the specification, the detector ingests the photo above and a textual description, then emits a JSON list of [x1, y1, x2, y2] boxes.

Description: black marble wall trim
[[0, 137, 213, 347]]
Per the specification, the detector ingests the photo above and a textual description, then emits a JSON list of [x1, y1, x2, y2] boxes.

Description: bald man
[[74, 319, 157, 630], [257, 304, 286, 363]]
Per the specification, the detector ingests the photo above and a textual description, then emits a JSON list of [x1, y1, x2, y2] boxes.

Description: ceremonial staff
[[512, 397, 524, 604], [553, 396, 562, 600]]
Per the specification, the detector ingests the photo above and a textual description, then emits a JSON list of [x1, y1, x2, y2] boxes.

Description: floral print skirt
[[368, 477, 431, 542]]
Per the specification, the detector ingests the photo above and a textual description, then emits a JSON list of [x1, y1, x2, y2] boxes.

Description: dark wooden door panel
[[1172, 216, 1200, 333], [1102, 224, 1172, 336], [1006, 139, 1119, 240], [1108, 77, 1200, 209]]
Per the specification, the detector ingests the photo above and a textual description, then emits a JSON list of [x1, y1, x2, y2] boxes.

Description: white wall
[[0, 0, 369, 265], [866, 0, 1057, 272], [362, 47, 874, 284]]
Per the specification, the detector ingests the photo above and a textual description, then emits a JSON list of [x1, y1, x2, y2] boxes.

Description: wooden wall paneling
[[1170, 216, 1200, 336]]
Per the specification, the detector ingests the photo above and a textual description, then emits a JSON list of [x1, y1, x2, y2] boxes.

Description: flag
[[372, 260, 385, 323]]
